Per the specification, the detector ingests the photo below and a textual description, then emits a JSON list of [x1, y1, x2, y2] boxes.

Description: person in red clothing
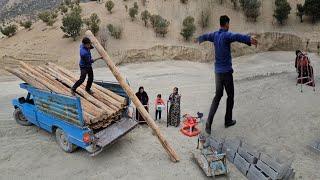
[[155, 94, 165, 120]]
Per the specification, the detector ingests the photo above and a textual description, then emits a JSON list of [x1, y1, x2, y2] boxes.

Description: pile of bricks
[[208, 137, 295, 180]]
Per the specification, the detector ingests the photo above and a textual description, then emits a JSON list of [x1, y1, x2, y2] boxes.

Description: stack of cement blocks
[[247, 153, 295, 180], [209, 137, 295, 180], [310, 139, 320, 153]]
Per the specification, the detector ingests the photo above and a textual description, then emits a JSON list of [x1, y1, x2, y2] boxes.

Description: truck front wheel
[[55, 128, 77, 153], [13, 108, 32, 126]]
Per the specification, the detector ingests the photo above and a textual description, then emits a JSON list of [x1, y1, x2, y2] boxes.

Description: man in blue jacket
[[196, 15, 258, 134], [71, 37, 101, 95]]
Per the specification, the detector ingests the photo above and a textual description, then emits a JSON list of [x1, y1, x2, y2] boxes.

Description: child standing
[[155, 94, 165, 120]]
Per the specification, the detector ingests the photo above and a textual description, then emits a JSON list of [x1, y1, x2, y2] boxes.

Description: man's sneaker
[[71, 89, 76, 96], [225, 120, 236, 128], [86, 89, 94, 95]]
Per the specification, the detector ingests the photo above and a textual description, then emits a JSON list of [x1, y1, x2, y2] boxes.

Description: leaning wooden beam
[[85, 30, 180, 162]]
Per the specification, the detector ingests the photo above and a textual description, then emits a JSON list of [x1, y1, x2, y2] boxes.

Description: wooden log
[[20, 62, 103, 121], [36, 66, 104, 120], [45, 65, 121, 111], [48, 62, 126, 105], [42, 65, 115, 116], [6, 67, 92, 124], [85, 30, 180, 162], [5, 67, 48, 90]]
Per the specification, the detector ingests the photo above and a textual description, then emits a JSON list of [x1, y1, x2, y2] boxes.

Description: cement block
[[240, 142, 261, 160], [256, 160, 280, 180], [247, 165, 271, 180], [238, 146, 259, 164], [259, 153, 290, 178], [234, 153, 251, 176], [226, 147, 237, 163], [206, 136, 223, 153]]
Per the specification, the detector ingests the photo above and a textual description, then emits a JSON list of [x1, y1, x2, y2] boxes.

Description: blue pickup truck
[[12, 81, 137, 156]]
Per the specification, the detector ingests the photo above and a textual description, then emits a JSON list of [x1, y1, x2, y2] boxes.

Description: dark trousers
[[206, 72, 234, 130], [72, 67, 93, 91], [155, 110, 162, 120]]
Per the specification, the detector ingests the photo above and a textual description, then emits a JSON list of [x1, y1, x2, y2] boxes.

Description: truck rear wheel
[[55, 128, 77, 153], [13, 108, 32, 126]]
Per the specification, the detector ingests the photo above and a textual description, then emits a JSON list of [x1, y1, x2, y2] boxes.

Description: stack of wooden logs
[[5, 61, 127, 129]]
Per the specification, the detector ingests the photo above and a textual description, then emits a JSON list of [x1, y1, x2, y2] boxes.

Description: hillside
[[0, 0, 319, 74]]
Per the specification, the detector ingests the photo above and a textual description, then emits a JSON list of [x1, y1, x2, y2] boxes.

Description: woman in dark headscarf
[[135, 86, 149, 122], [168, 87, 181, 127]]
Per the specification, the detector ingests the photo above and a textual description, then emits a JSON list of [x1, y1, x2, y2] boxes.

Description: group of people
[[135, 86, 181, 127], [71, 15, 258, 134]]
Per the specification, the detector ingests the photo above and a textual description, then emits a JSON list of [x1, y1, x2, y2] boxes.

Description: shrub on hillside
[[239, 0, 261, 21], [180, 0, 188, 4], [180, 16, 196, 41], [60, 11, 83, 40], [134, 2, 139, 10], [84, 13, 101, 36], [154, 17, 170, 37], [38, 11, 58, 26], [199, 11, 210, 29], [296, 4, 304, 23], [105, 0, 115, 14], [304, 0, 320, 23], [141, 10, 151, 27], [0, 24, 17, 37], [59, 5, 69, 14], [107, 24, 122, 39], [129, 7, 138, 21], [230, 0, 239, 10], [20, 20, 32, 30], [150, 14, 162, 28], [273, 0, 291, 25]]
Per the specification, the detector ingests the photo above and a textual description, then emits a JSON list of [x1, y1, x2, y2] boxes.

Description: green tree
[[304, 0, 320, 23], [71, 5, 82, 15], [20, 20, 32, 30], [180, 0, 188, 3], [129, 7, 138, 21], [0, 24, 17, 37], [61, 11, 83, 40], [141, 10, 151, 27], [296, 3, 304, 23], [150, 14, 162, 28], [84, 13, 101, 35], [239, 0, 261, 21], [273, 0, 291, 25], [105, 0, 115, 14], [134, 2, 139, 10], [107, 24, 122, 39], [180, 16, 196, 41], [154, 17, 170, 37]]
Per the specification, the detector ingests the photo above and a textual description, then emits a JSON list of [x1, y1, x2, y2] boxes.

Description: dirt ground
[[0, 51, 319, 179]]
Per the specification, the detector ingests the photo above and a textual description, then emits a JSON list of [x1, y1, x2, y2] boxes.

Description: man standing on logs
[[71, 37, 101, 95], [196, 15, 258, 134]]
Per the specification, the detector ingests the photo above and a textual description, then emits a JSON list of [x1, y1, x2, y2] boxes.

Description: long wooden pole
[[85, 30, 180, 162]]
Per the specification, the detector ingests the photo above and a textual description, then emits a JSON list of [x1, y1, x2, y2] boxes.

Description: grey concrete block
[[256, 160, 280, 180], [226, 147, 237, 163], [206, 136, 223, 153], [247, 165, 271, 180], [238, 146, 259, 164], [240, 142, 261, 160], [234, 153, 251, 176], [259, 153, 291, 178]]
